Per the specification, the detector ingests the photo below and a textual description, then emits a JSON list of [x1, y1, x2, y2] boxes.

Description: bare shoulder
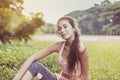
[[79, 41, 86, 53], [51, 41, 65, 52]]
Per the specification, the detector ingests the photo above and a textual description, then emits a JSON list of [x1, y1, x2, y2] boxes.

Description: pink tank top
[[58, 42, 82, 75]]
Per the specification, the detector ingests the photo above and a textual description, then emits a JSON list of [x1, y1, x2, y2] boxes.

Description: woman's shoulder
[[53, 40, 65, 52], [79, 41, 86, 53]]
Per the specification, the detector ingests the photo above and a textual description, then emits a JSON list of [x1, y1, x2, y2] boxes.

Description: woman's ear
[[56, 31, 61, 37]]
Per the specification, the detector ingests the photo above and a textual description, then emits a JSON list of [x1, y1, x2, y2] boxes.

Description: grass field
[[0, 35, 120, 80], [87, 42, 120, 80]]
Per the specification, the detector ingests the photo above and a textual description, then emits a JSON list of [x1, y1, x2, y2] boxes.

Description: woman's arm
[[79, 42, 90, 80], [13, 42, 59, 80]]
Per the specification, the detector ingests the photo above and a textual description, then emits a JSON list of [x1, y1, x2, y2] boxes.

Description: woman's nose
[[61, 27, 65, 32]]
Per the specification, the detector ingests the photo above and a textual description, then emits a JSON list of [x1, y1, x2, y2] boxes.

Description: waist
[[61, 72, 81, 80]]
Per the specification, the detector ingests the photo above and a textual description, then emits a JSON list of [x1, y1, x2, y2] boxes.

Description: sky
[[22, 0, 119, 24]]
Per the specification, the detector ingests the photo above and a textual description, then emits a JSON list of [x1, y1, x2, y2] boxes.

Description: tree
[[13, 13, 45, 42], [101, 0, 111, 6], [66, 0, 120, 35], [0, 0, 45, 44], [40, 23, 56, 34]]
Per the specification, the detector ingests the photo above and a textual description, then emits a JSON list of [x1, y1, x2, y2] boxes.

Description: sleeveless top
[[58, 41, 82, 75]]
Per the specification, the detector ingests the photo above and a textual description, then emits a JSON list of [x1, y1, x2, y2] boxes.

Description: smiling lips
[[62, 33, 67, 36]]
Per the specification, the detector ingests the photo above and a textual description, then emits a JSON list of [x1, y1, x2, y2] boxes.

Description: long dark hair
[[57, 16, 81, 73]]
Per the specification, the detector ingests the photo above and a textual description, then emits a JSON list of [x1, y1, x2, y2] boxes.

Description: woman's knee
[[29, 61, 39, 77], [30, 61, 38, 69]]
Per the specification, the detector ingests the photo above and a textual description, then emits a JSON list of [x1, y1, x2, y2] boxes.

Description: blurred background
[[0, 0, 120, 80], [0, 0, 120, 44]]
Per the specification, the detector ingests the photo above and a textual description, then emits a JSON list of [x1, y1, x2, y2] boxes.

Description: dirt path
[[32, 35, 120, 42]]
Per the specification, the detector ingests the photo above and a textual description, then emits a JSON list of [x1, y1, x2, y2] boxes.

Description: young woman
[[13, 16, 89, 80]]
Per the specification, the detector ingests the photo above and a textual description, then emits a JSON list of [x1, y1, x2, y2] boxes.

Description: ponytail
[[67, 31, 80, 73]]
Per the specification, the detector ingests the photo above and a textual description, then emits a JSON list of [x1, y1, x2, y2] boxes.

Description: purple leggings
[[29, 61, 57, 80]]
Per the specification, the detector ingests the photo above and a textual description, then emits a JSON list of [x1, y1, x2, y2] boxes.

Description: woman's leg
[[28, 61, 57, 80]]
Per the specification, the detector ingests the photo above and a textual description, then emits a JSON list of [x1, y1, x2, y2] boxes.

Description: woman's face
[[57, 20, 75, 40]]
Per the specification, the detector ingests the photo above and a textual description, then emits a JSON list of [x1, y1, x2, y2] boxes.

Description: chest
[[62, 46, 70, 59]]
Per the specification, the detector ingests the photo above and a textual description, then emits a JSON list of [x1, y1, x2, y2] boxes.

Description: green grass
[[0, 40, 120, 80], [86, 42, 120, 80]]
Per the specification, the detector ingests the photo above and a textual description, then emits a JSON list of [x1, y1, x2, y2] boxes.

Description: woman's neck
[[65, 34, 75, 47]]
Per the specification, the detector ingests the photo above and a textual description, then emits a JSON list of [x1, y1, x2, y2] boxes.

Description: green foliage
[[0, 0, 24, 15], [0, 0, 45, 44], [66, 0, 120, 35], [39, 23, 56, 34], [13, 13, 45, 42], [0, 40, 53, 80], [0, 38, 120, 80], [0, 8, 13, 26], [39, 53, 61, 73], [87, 42, 120, 80], [0, 0, 23, 8], [0, 0, 24, 28]]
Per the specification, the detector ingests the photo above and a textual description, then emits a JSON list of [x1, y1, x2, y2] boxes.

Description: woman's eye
[[57, 27, 61, 31], [64, 25, 67, 28]]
